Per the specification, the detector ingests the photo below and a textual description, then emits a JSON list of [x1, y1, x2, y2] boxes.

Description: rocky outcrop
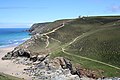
[[2, 17, 120, 80], [29, 19, 71, 35], [2, 48, 30, 60], [2, 52, 13, 60], [12, 49, 30, 58], [23, 56, 81, 80], [29, 22, 50, 35], [2, 48, 99, 79], [3, 19, 73, 58], [56, 57, 77, 75], [30, 55, 38, 62], [29, 54, 49, 62], [54, 57, 99, 79]]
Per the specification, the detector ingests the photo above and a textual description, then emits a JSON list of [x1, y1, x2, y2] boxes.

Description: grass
[[66, 27, 120, 67], [51, 51, 120, 77], [21, 16, 120, 77], [0, 73, 24, 80], [26, 36, 47, 55], [49, 16, 120, 77], [48, 19, 100, 43]]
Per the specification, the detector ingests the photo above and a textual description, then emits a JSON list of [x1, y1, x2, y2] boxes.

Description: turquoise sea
[[0, 28, 30, 48]]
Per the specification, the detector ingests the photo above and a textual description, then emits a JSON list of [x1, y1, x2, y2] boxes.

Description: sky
[[0, 0, 120, 28]]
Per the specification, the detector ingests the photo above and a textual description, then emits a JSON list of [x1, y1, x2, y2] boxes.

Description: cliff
[[3, 16, 120, 78]]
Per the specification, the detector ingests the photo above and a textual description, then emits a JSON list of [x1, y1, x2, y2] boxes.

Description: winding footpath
[[62, 48, 120, 70], [40, 21, 120, 70], [51, 37, 61, 43], [42, 23, 65, 48], [42, 23, 65, 36], [45, 35, 50, 48], [62, 28, 120, 70]]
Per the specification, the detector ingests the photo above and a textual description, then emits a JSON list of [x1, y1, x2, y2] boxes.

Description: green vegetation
[[22, 16, 120, 77], [66, 27, 120, 67], [48, 19, 100, 43], [51, 51, 120, 77], [28, 36, 47, 55], [0, 73, 23, 80]]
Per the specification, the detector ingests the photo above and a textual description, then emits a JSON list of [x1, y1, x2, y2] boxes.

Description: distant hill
[[12, 16, 120, 77]]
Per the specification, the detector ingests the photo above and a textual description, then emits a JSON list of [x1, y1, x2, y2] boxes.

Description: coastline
[[0, 46, 32, 80], [0, 28, 30, 49]]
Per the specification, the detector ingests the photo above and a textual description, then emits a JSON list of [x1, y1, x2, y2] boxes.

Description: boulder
[[11, 49, 30, 58], [2, 52, 13, 60], [30, 56, 38, 62], [38, 54, 49, 62], [57, 57, 66, 69]]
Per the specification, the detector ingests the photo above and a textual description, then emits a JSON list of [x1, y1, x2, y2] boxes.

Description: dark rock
[[11, 51, 18, 57], [58, 58, 66, 69], [12, 49, 30, 58], [63, 58, 79, 77], [58, 57, 80, 77], [101, 76, 106, 79], [63, 58, 72, 70], [38, 54, 49, 62], [2, 57, 12, 60], [18, 49, 30, 58], [30, 56, 38, 62], [75, 68, 82, 78], [2, 52, 13, 60], [29, 23, 50, 35]]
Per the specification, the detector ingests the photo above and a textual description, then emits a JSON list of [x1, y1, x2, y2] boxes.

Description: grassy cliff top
[[18, 16, 120, 77]]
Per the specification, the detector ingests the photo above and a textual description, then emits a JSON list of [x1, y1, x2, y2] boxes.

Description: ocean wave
[[21, 37, 30, 41], [10, 37, 30, 43], [14, 42, 19, 45], [0, 37, 30, 48], [0, 28, 30, 48], [0, 44, 16, 48]]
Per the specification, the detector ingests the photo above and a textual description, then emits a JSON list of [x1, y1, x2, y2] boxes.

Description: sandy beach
[[0, 46, 32, 80]]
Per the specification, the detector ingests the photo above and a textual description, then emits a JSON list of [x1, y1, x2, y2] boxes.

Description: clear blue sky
[[0, 0, 120, 28]]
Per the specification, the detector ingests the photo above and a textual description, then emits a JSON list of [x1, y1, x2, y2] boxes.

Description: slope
[[14, 16, 120, 77]]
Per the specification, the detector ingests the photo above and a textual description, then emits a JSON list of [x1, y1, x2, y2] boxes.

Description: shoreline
[[0, 46, 32, 80]]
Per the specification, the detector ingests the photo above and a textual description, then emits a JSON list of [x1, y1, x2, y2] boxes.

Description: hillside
[[4, 16, 120, 78], [0, 73, 23, 80]]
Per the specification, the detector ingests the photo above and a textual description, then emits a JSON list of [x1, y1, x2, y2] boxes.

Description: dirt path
[[51, 37, 61, 43], [61, 28, 120, 70], [62, 48, 120, 70], [41, 20, 74, 48], [45, 35, 50, 48], [42, 23, 65, 48], [42, 23, 65, 36], [67, 27, 118, 47], [66, 29, 105, 47]]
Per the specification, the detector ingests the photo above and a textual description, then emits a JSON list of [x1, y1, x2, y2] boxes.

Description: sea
[[0, 28, 30, 48]]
